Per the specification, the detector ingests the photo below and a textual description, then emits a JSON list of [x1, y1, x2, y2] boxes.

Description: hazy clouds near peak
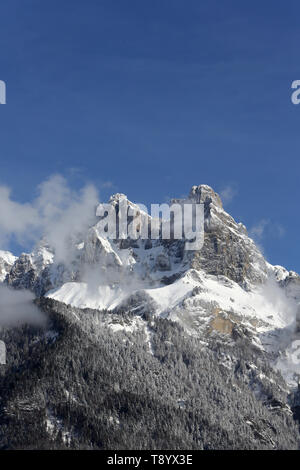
[[38, 175, 99, 262], [259, 277, 297, 328], [0, 174, 99, 262], [219, 185, 237, 205], [0, 285, 46, 327]]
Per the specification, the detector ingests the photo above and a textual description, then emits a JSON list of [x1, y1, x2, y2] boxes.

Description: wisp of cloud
[[0, 285, 47, 327], [0, 174, 99, 263]]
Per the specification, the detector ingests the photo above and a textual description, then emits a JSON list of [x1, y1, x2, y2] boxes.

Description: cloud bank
[[0, 285, 46, 327], [249, 219, 285, 242], [0, 174, 99, 262]]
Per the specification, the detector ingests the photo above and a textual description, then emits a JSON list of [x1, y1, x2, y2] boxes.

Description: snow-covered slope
[[3, 184, 300, 389]]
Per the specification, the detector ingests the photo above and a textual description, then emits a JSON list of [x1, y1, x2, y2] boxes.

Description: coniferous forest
[[0, 298, 298, 450]]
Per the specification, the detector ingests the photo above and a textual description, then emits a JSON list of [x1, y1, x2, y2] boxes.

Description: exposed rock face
[[6, 253, 37, 290], [81, 228, 123, 268], [189, 184, 223, 209], [155, 253, 171, 271], [209, 309, 235, 335], [188, 199, 267, 285], [5, 245, 54, 296], [171, 184, 268, 285]]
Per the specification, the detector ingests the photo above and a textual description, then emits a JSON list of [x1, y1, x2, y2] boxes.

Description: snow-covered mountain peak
[[2, 184, 282, 294], [108, 192, 128, 206], [2, 184, 300, 389]]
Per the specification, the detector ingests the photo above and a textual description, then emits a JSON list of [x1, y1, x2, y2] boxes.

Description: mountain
[[1, 184, 300, 449]]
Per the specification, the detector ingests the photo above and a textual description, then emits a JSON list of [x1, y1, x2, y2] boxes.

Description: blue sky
[[0, 0, 300, 270]]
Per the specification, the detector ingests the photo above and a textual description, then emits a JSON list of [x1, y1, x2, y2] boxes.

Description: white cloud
[[36, 175, 99, 262], [100, 181, 115, 189], [274, 223, 286, 238], [0, 285, 46, 327], [249, 219, 270, 240], [0, 174, 99, 262], [0, 186, 39, 245], [249, 219, 285, 241], [219, 185, 237, 205]]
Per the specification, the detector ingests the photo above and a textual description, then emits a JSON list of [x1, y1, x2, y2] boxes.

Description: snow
[[108, 316, 142, 333], [47, 281, 128, 310], [0, 250, 17, 281], [145, 279, 192, 313], [144, 323, 155, 355], [32, 246, 54, 265], [275, 339, 300, 388], [269, 264, 290, 282], [0, 250, 17, 266], [46, 259, 295, 337], [144, 269, 295, 335]]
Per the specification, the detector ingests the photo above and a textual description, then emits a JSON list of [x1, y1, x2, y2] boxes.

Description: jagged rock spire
[[189, 185, 223, 209]]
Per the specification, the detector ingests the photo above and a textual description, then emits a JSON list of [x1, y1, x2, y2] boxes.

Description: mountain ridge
[[2, 184, 300, 389], [1, 184, 300, 449]]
